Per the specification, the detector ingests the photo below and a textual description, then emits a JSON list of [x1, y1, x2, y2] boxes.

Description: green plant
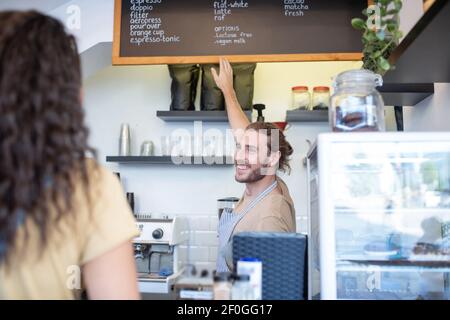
[[351, 0, 403, 75]]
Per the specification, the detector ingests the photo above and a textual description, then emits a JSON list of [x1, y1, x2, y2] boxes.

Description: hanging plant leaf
[[378, 57, 391, 71], [386, 9, 400, 15], [387, 23, 397, 33], [351, 0, 403, 73], [372, 50, 383, 59], [364, 32, 378, 42], [351, 18, 366, 30], [376, 30, 386, 40], [394, 0, 403, 11]]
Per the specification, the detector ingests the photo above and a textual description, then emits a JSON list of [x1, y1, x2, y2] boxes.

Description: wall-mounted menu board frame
[[113, 0, 368, 65]]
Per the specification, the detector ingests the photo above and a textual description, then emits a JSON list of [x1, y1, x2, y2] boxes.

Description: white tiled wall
[[181, 214, 308, 273], [182, 215, 220, 273]]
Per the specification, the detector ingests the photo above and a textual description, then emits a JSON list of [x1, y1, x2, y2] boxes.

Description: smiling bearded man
[[212, 58, 296, 273]]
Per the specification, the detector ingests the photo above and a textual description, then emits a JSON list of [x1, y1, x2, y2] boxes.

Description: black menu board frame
[[113, 0, 370, 65]]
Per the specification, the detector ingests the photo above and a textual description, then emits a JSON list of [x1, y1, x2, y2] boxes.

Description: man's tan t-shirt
[[0, 163, 139, 299], [233, 176, 296, 235]]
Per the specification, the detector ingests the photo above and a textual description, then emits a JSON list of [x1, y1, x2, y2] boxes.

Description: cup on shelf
[[119, 123, 131, 156], [140, 141, 154, 156], [160, 136, 171, 156]]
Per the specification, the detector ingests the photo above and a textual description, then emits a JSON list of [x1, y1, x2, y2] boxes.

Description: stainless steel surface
[[133, 216, 189, 294], [140, 140, 154, 156], [119, 123, 131, 156]]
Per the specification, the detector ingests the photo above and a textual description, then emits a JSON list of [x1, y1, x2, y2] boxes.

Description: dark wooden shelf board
[[106, 156, 234, 166], [286, 110, 329, 122], [157, 110, 252, 122], [379, 83, 435, 106], [384, 0, 450, 84]]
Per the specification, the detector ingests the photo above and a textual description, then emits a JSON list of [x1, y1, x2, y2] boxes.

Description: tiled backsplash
[[182, 214, 307, 274]]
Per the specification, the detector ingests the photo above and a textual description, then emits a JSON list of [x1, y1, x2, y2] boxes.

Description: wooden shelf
[[106, 156, 234, 166], [385, 0, 450, 84], [156, 110, 252, 122], [286, 110, 329, 122], [380, 0, 449, 106], [378, 83, 434, 106]]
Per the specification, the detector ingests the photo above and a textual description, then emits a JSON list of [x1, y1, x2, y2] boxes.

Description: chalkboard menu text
[[113, 0, 367, 65]]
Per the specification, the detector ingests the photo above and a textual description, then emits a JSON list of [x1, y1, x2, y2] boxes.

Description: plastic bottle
[[237, 258, 262, 300]]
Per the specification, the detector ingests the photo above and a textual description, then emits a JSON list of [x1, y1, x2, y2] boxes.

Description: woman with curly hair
[[0, 11, 140, 299]]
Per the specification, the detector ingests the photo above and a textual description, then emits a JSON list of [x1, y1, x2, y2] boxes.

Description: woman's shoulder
[[71, 159, 123, 214], [77, 159, 118, 189]]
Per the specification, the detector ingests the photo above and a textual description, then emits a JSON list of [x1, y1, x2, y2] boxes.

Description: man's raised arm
[[211, 57, 251, 132]]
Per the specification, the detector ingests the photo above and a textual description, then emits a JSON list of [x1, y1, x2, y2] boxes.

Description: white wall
[[399, 0, 424, 40], [50, 0, 114, 53], [83, 60, 361, 271], [0, 0, 113, 53], [404, 83, 450, 131], [397, 3, 450, 132]]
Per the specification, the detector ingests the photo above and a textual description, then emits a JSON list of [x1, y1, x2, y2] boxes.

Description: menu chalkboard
[[113, 0, 367, 65]]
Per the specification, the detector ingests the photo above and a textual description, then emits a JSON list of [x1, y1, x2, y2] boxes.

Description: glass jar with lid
[[290, 86, 310, 111], [330, 69, 385, 132], [311, 86, 330, 110]]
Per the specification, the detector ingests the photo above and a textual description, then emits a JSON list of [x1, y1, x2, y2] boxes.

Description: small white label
[[237, 260, 262, 300], [180, 290, 214, 300]]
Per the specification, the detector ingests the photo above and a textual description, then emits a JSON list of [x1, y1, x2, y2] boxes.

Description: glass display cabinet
[[307, 133, 450, 300]]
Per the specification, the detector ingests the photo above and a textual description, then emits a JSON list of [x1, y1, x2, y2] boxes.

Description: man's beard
[[235, 165, 267, 183]]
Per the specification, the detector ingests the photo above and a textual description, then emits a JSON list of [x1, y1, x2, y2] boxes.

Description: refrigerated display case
[[307, 132, 450, 300]]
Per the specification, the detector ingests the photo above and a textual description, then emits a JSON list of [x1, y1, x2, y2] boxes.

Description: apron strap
[[239, 180, 278, 216], [216, 180, 278, 272]]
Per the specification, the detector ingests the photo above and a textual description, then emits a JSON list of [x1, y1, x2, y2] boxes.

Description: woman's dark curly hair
[[0, 11, 96, 263]]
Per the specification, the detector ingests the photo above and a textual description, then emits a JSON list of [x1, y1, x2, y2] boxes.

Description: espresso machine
[[133, 215, 189, 295]]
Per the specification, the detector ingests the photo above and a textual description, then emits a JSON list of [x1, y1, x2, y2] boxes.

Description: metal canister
[[119, 123, 131, 156], [217, 197, 239, 219], [140, 140, 154, 156]]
